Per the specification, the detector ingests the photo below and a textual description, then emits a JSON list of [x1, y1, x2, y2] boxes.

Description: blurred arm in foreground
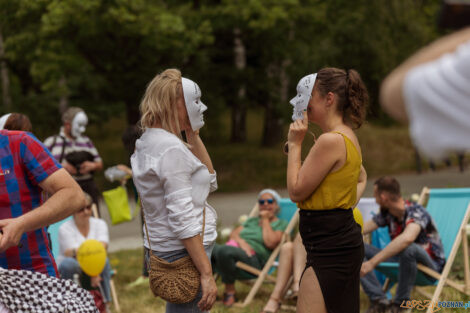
[[380, 27, 470, 158]]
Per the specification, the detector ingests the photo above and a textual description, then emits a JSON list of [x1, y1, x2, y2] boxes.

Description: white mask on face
[[71, 112, 88, 138], [289, 73, 317, 121], [182, 77, 207, 131]]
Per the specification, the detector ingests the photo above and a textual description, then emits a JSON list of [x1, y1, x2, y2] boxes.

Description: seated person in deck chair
[[57, 193, 112, 304], [211, 189, 289, 307], [360, 176, 445, 313]]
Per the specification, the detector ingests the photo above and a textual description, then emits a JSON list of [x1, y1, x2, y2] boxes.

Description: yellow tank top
[[298, 132, 361, 211]]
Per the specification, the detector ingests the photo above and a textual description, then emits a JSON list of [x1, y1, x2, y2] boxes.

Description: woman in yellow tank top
[[287, 68, 368, 313]]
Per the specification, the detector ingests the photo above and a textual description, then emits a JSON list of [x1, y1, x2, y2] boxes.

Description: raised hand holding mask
[[289, 73, 317, 121]]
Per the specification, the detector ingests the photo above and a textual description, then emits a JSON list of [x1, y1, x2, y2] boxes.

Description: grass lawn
[[109, 245, 470, 313]]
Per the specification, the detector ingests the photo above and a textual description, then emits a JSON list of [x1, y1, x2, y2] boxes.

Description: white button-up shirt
[[131, 128, 218, 252]]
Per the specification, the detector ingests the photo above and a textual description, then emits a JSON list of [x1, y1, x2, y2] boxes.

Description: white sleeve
[[403, 40, 470, 158], [43, 136, 54, 151], [158, 146, 200, 240], [58, 223, 78, 255], [209, 171, 218, 193], [93, 219, 109, 244]]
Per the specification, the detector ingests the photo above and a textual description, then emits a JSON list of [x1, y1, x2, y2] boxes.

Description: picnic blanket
[[0, 268, 98, 313]]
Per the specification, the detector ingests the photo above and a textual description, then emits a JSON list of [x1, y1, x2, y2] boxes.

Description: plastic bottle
[[104, 166, 129, 182]]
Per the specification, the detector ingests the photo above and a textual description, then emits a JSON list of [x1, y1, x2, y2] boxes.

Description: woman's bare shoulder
[[314, 132, 344, 150]]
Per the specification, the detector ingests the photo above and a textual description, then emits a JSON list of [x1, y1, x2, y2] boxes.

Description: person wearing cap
[[44, 107, 103, 216], [287, 68, 368, 313], [131, 69, 218, 312], [211, 189, 289, 307]]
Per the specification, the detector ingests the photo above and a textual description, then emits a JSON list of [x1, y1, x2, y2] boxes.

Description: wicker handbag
[[143, 207, 205, 304]]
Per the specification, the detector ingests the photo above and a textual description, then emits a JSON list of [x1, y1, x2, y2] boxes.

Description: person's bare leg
[[292, 233, 306, 293], [262, 242, 294, 312], [297, 267, 327, 313]]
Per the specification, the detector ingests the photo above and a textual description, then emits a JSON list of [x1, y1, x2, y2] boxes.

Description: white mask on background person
[[289, 73, 317, 121], [0, 113, 11, 130], [71, 112, 88, 138], [182, 77, 207, 131]]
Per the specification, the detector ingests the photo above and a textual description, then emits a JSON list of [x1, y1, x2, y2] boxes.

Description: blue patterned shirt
[[373, 202, 446, 272]]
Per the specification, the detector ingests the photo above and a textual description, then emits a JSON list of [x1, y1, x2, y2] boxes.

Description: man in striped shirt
[[0, 130, 85, 276], [44, 107, 103, 216]]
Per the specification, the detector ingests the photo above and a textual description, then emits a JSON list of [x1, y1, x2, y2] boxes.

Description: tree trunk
[[262, 98, 283, 146], [230, 28, 246, 143], [0, 26, 12, 112], [126, 99, 140, 125], [58, 76, 68, 114], [261, 60, 290, 146]]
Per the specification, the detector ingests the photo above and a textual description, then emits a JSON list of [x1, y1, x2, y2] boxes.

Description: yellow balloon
[[353, 207, 364, 233], [76, 239, 106, 276]]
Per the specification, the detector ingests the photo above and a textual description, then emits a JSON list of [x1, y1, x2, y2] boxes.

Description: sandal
[[285, 289, 298, 300], [223, 292, 236, 307], [261, 297, 281, 313]]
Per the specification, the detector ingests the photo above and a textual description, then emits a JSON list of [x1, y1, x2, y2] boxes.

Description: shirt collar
[[59, 127, 75, 142]]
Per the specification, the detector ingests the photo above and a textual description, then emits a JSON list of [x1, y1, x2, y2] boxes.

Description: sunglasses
[[258, 199, 274, 205]]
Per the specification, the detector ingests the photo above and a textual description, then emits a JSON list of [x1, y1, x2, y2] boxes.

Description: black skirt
[[299, 208, 364, 313]]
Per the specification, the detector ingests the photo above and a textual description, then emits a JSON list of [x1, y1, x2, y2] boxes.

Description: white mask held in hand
[[71, 112, 88, 138], [289, 73, 317, 121], [182, 77, 207, 131]]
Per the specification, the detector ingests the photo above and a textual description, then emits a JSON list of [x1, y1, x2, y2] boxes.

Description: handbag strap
[[142, 204, 206, 252]]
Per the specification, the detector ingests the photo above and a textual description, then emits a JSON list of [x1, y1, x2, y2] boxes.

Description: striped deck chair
[[375, 187, 470, 313], [234, 198, 299, 307]]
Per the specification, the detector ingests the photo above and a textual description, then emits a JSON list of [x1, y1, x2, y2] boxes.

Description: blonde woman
[[131, 69, 218, 312]]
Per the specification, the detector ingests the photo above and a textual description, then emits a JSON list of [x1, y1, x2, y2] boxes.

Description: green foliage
[[1, 0, 443, 143]]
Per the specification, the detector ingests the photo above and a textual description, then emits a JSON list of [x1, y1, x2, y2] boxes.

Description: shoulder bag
[[143, 206, 205, 304]]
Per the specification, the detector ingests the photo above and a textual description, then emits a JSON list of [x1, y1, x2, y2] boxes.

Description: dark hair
[[315, 67, 369, 128], [4, 113, 32, 132], [122, 125, 142, 155], [374, 176, 401, 200]]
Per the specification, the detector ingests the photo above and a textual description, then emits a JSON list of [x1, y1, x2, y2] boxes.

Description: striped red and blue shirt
[[0, 130, 61, 276]]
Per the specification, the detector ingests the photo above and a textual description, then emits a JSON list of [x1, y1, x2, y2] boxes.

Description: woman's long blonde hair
[[140, 69, 183, 138]]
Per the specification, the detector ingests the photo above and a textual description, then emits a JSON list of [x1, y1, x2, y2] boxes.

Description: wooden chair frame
[[232, 201, 299, 308], [416, 188, 470, 313], [92, 204, 121, 313], [379, 187, 470, 313]]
